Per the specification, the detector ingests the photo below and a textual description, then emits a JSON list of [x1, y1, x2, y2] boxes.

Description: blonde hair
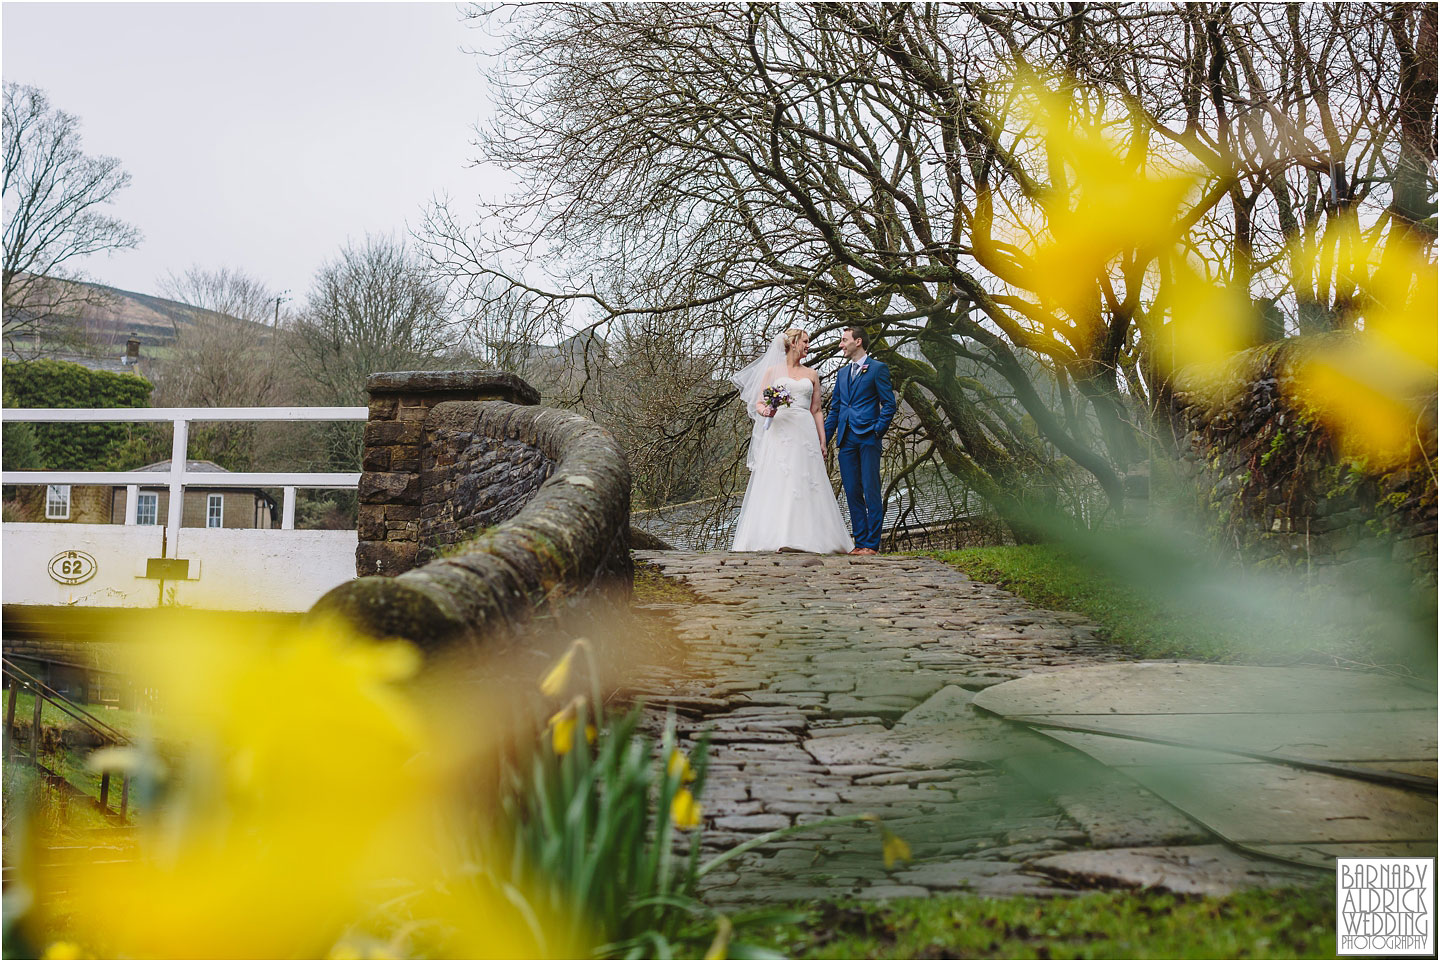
[[782, 328, 808, 353]]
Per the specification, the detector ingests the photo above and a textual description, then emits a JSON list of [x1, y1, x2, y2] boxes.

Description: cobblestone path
[[628, 552, 1317, 904]]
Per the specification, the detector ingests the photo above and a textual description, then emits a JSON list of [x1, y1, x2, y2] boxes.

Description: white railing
[[2, 407, 367, 545]]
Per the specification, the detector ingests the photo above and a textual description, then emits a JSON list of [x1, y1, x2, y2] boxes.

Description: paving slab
[[1028, 711, 1437, 764], [1029, 845, 1326, 895], [972, 662, 1438, 716], [976, 664, 1438, 870]]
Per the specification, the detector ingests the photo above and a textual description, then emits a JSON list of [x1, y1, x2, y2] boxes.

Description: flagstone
[[1029, 845, 1325, 895]]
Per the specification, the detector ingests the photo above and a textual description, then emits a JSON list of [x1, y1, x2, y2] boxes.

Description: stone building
[[10, 459, 275, 528], [108, 460, 276, 529]]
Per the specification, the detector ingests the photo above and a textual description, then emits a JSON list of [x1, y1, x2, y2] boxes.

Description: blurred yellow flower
[[549, 706, 579, 754], [704, 915, 733, 961], [1288, 218, 1437, 467], [671, 787, 702, 830], [667, 748, 696, 783], [1004, 72, 1199, 340], [540, 637, 593, 698], [22, 613, 554, 960], [1155, 260, 1260, 393], [539, 645, 577, 697], [548, 698, 596, 755], [42, 943, 83, 960], [881, 828, 912, 869]]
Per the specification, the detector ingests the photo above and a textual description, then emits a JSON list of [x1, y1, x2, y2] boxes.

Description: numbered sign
[[48, 549, 97, 586]]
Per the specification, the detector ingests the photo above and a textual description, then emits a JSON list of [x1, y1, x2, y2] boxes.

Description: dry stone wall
[[1170, 336, 1437, 587], [315, 370, 632, 651], [420, 411, 554, 562]]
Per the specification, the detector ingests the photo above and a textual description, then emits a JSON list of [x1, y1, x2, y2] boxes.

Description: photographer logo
[[1337, 857, 1433, 957]]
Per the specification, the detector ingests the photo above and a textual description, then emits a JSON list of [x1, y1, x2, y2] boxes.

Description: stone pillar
[[357, 371, 540, 577]]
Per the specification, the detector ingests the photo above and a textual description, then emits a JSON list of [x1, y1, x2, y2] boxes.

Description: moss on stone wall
[[314, 382, 632, 652], [1172, 336, 1436, 587]]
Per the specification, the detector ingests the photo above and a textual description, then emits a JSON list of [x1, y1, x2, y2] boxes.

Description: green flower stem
[[696, 813, 877, 879]]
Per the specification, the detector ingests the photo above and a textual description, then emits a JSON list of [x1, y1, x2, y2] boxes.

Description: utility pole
[[273, 291, 290, 327]]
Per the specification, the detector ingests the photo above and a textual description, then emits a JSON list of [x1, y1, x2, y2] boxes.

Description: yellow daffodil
[[881, 828, 912, 869], [21, 612, 558, 960], [1281, 216, 1438, 467], [667, 748, 696, 783], [1155, 260, 1261, 394], [539, 649, 575, 697], [549, 705, 579, 755], [671, 787, 702, 829], [547, 698, 596, 755], [998, 71, 1200, 342], [539, 637, 591, 697]]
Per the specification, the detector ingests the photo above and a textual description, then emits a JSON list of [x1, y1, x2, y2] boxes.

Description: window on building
[[45, 484, 71, 520], [136, 492, 158, 526], [207, 493, 223, 528]]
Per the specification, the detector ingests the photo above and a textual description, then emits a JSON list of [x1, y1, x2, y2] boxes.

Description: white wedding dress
[[731, 376, 855, 553]]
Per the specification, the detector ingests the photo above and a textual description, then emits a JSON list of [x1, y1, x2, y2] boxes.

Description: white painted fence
[[2, 406, 366, 611]]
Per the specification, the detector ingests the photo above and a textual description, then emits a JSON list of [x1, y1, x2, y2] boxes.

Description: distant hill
[[4, 275, 270, 370]]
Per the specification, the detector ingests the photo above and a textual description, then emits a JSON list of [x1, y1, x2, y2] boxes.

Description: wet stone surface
[[626, 551, 1214, 905]]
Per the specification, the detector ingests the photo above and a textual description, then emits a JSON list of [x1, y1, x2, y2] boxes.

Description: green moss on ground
[[683, 888, 1335, 959], [633, 562, 705, 605], [925, 543, 1432, 670], [928, 544, 1241, 661]]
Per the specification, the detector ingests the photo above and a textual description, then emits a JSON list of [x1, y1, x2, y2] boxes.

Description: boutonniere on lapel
[[858, 363, 869, 376]]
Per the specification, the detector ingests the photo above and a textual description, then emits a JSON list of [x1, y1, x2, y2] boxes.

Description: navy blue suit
[[824, 357, 896, 551]]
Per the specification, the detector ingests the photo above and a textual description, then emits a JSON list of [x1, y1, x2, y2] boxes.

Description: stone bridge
[[316, 370, 1434, 903]]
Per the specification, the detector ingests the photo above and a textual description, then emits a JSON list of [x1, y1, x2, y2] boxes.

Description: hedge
[[2, 359, 154, 470]]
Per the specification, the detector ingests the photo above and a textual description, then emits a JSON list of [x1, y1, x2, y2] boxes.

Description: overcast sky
[[3, 2, 506, 306]]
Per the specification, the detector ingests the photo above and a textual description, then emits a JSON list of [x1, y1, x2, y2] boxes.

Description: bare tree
[[2, 82, 141, 356], [148, 267, 289, 470], [160, 265, 285, 332], [431, 2, 1433, 537], [288, 234, 460, 470], [290, 235, 457, 404]]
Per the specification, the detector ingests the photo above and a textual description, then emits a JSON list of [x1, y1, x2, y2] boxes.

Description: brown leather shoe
[[857, 548, 878, 556], [847, 548, 864, 555]]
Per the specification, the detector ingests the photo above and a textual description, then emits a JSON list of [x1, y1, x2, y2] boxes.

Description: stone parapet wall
[[419, 406, 554, 563], [1170, 336, 1437, 586], [356, 370, 541, 576], [315, 370, 632, 651]]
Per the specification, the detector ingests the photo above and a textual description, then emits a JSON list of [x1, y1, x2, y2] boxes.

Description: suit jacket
[[825, 356, 897, 448]]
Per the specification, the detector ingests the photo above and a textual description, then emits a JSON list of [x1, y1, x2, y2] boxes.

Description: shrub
[[2, 359, 152, 470]]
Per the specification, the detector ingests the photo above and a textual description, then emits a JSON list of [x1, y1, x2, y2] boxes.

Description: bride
[[729, 329, 854, 553]]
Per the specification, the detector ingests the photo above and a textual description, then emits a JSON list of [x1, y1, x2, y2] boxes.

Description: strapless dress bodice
[[771, 376, 814, 406]]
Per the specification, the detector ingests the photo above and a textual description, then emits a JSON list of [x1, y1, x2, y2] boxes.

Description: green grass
[[924, 542, 1438, 668], [2, 751, 125, 831], [683, 887, 1335, 959], [3, 692, 145, 825], [929, 545, 1243, 661], [3, 690, 144, 741]]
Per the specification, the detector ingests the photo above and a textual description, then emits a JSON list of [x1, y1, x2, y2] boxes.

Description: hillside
[[4, 275, 270, 362]]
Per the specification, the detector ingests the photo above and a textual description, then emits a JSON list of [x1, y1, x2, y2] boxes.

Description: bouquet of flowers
[[761, 385, 793, 429]]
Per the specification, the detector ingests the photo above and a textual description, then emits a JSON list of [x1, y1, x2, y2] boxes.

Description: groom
[[825, 326, 896, 556]]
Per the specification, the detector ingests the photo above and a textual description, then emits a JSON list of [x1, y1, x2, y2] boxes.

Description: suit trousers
[[837, 435, 884, 550]]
